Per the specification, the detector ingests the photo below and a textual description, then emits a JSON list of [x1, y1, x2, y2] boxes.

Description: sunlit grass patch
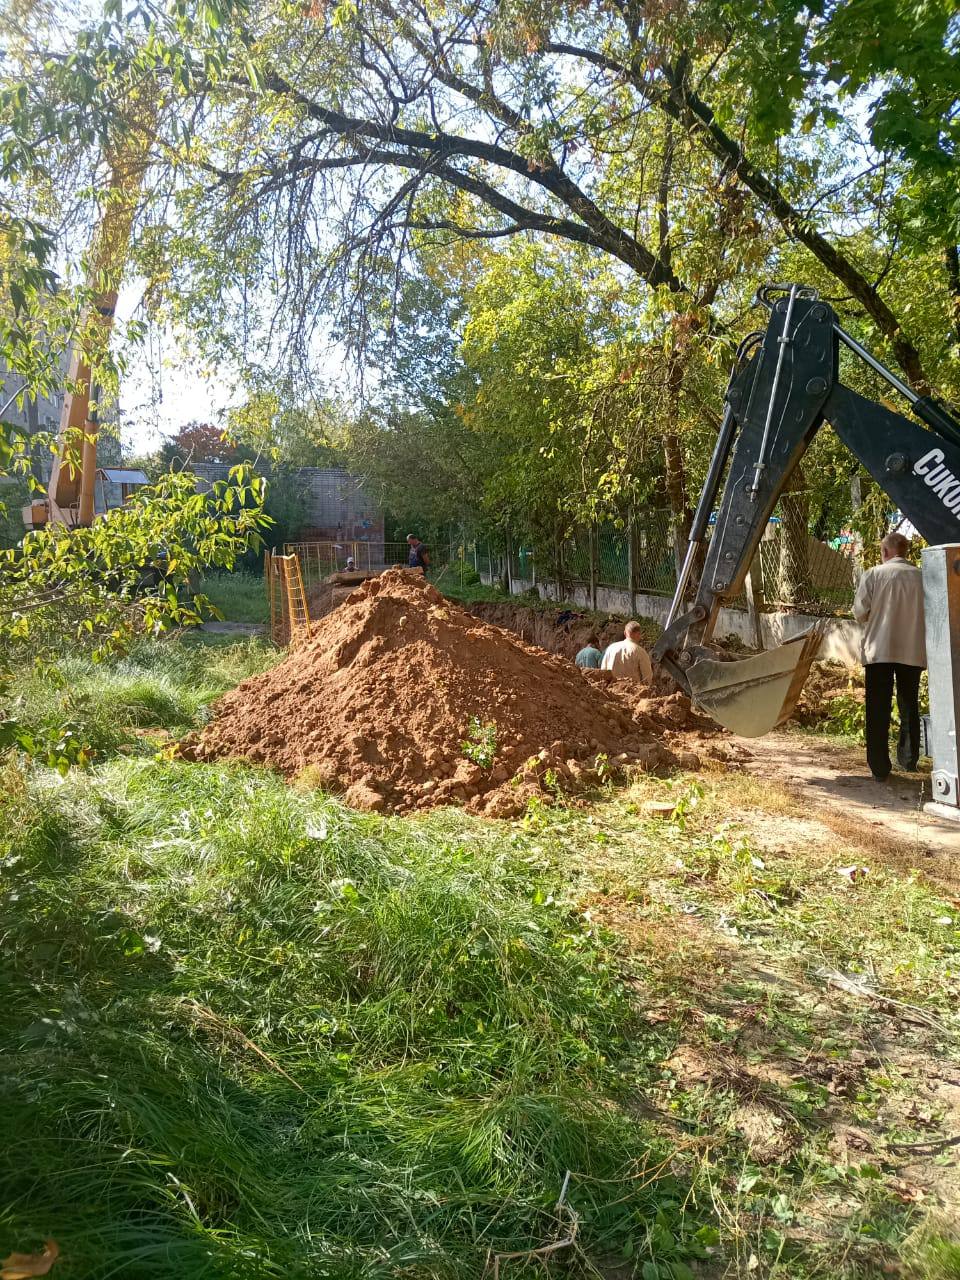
[[0, 758, 705, 1278], [200, 570, 270, 623], [1, 638, 276, 766]]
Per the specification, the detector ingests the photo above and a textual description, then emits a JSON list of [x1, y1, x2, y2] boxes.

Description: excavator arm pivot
[[653, 285, 960, 736]]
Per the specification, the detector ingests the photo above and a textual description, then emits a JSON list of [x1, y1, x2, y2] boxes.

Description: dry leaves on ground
[[1, 1241, 60, 1280]]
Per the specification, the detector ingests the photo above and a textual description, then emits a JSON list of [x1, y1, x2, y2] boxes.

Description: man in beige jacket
[[600, 620, 653, 684], [853, 532, 926, 781]]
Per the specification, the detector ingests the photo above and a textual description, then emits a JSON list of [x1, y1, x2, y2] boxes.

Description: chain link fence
[[473, 494, 861, 618], [283, 513, 861, 620]]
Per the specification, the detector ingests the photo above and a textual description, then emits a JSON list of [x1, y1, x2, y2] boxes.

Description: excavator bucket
[[685, 629, 823, 737]]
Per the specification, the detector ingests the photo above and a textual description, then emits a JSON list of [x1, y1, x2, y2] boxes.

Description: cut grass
[[523, 771, 960, 1277]]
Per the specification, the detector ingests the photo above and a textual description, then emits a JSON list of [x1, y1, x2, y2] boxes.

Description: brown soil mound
[[790, 661, 864, 728], [187, 569, 685, 816]]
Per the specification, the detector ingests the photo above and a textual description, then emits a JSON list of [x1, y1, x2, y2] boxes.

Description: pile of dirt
[[186, 569, 693, 817], [790, 661, 864, 728]]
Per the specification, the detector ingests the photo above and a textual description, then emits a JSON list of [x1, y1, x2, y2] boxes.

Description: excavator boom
[[653, 285, 960, 735]]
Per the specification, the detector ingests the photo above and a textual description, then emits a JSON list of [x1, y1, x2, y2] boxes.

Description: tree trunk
[[777, 469, 811, 607], [662, 350, 691, 578], [945, 245, 960, 351]]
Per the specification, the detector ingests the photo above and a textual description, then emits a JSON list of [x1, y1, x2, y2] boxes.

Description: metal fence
[[474, 497, 861, 618], [283, 513, 861, 620], [284, 540, 455, 589]]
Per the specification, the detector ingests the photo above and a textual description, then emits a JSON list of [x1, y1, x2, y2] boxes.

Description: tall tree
[[4, 0, 956, 392]]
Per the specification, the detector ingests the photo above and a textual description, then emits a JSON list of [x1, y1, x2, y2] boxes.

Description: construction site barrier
[[265, 550, 314, 647], [283, 540, 457, 588]]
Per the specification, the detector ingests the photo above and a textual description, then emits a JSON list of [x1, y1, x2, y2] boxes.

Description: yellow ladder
[[271, 553, 313, 647]]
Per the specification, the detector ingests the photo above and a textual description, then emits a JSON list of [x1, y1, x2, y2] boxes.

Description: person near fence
[[407, 534, 430, 572], [575, 634, 603, 669], [601, 621, 653, 684], [853, 532, 926, 781]]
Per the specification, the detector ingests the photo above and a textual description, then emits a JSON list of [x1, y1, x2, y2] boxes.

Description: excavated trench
[[466, 599, 661, 670], [465, 598, 853, 727]]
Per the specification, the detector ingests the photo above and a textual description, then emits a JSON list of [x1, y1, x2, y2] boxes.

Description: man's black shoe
[[872, 771, 890, 782]]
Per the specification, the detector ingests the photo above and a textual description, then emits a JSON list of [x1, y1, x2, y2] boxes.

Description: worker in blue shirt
[[574, 633, 603, 669]]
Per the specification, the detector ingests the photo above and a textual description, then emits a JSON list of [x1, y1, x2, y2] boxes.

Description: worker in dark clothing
[[407, 534, 430, 572], [853, 532, 926, 781]]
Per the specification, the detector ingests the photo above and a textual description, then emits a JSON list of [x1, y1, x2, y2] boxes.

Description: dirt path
[[201, 621, 267, 636], [736, 731, 960, 877]]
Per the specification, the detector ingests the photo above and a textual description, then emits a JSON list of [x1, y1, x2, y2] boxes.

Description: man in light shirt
[[853, 532, 926, 781], [600, 620, 653, 684]]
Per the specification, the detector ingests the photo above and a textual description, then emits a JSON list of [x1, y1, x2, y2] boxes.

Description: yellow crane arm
[[43, 119, 154, 527]]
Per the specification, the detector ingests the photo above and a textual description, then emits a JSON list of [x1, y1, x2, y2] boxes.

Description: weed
[[461, 716, 498, 769], [0, 758, 698, 1278], [817, 689, 867, 738]]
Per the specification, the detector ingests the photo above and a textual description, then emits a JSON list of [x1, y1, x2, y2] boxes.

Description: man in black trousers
[[853, 532, 926, 782]]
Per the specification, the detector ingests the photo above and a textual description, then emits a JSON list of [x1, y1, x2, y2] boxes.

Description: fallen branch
[[817, 969, 953, 1037], [486, 1171, 579, 1279], [888, 1134, 960, 1155]]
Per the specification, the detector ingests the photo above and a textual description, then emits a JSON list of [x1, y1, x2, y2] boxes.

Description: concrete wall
[[191, 463, 384, 544], [487, 574, 862, 668], [295, 467, 384, 543]]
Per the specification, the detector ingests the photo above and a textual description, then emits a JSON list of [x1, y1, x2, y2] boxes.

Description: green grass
[[0, 759, 698, 1278], [1, 637, 275, 765], [2, 640, 959, 1278], [912, 1231, 960, 1279], [430, 562, 511, 603], [200, 570, 271, 623]]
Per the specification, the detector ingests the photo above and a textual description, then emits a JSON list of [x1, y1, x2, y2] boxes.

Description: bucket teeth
[[685, 630, 823, 737]]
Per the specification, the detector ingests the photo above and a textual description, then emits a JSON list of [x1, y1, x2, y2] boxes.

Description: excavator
[[652, 283, 960, 822]]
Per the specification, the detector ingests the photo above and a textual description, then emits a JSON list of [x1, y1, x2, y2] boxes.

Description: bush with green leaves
[[0, 465, 269, 663]]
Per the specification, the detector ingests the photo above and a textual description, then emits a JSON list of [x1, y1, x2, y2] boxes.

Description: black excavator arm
[[652, 284, 960, 735]]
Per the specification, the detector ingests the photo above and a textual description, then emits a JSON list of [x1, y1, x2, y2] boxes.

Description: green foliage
[[0, 0, 956, 645], [815, 691, 867, 740], [461, 716, 498, 769], [260, 463, 308, 550], [0, 465, 269, 662], [0, 708, 97, 773]]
